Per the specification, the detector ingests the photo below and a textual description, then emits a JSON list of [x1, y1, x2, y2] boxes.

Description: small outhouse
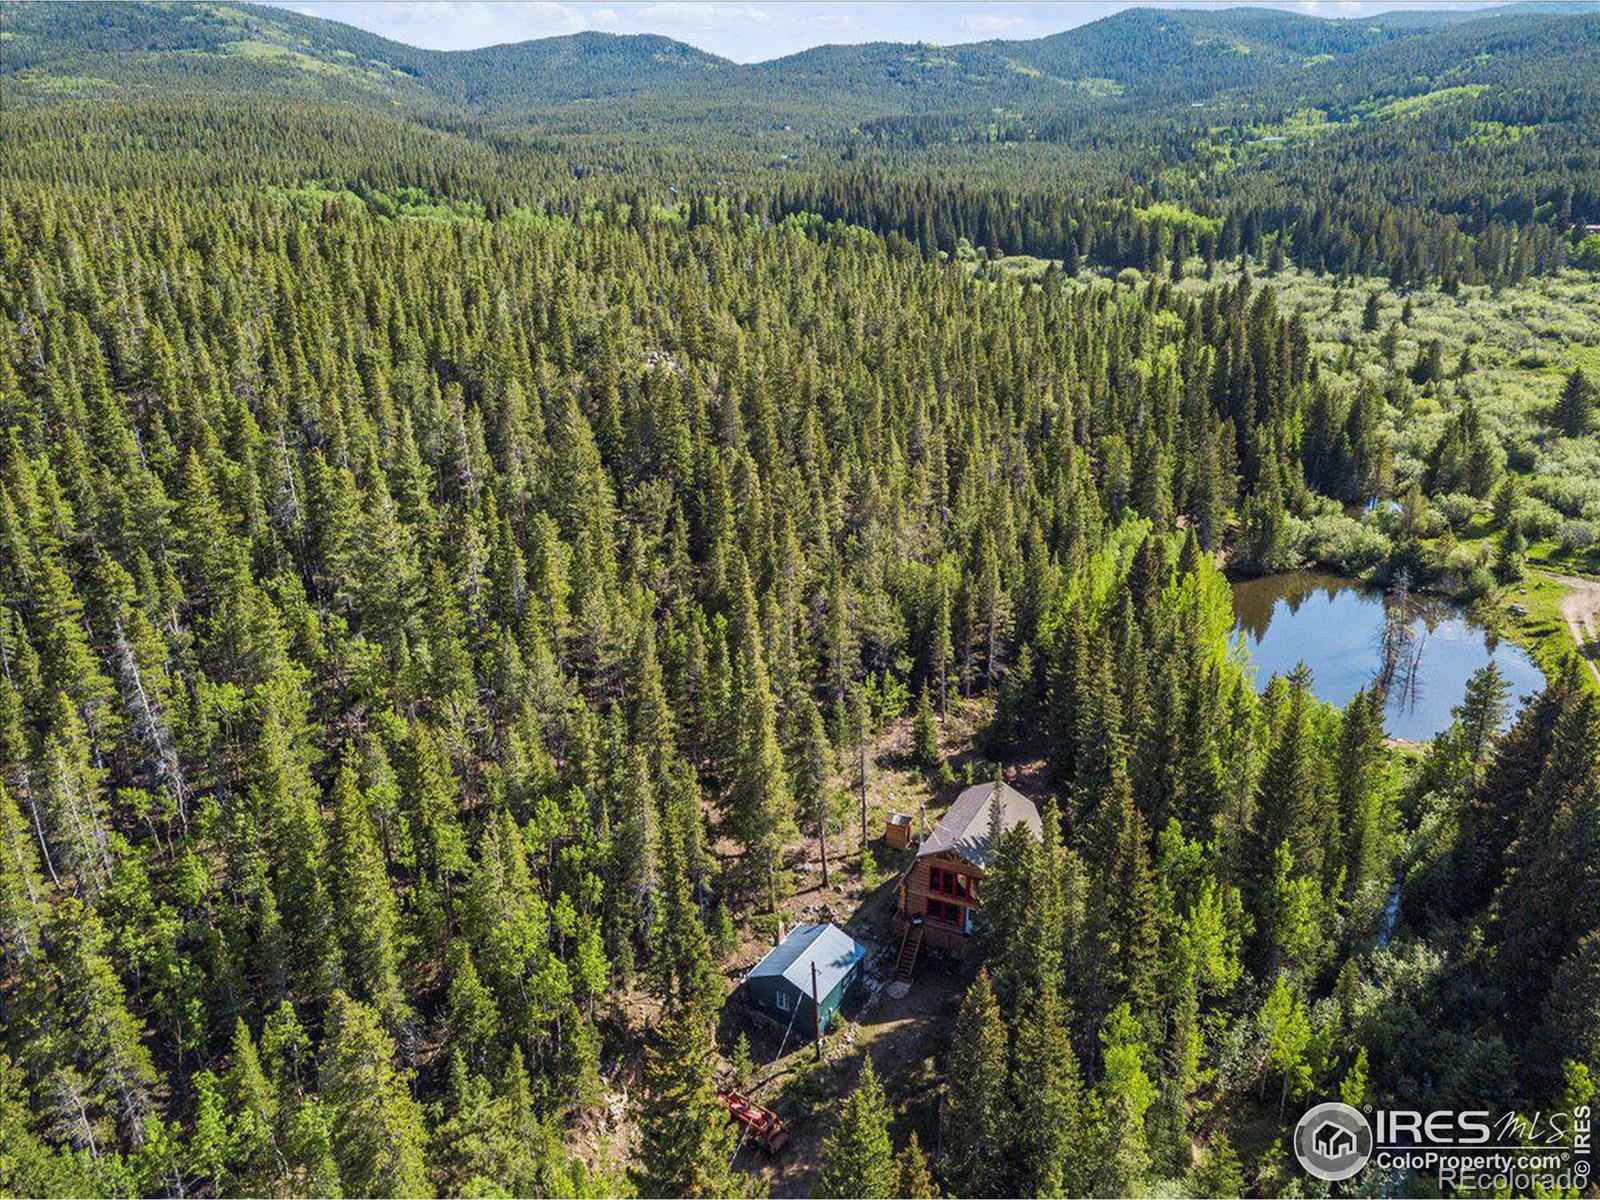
[[884, 811, 914, 850]]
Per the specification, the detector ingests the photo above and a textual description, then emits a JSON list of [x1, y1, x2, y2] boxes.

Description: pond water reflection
[[1229, 571, 1544, 741]]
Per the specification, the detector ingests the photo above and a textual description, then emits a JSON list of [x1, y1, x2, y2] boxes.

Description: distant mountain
[[1, 2, 728, 110], [437, 32, 727, 107], [2, 2, 433, 104], [1265, 8, 1600, 113], [1365, 1, 1600, 29], [982, 7, 1404, 100], [4, 0, 1595, 124]]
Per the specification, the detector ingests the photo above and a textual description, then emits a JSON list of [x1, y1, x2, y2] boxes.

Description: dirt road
[[1541, 571, 1600, 683]]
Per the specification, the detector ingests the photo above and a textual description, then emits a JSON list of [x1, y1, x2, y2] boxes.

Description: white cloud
[[633, 2, 773, 33], [591, 7, 620, 26], [808, 12, 859, 32], [959, 12, 1032, 36], [1295, 0, 1376, 14], [293, 2, 588, 50]]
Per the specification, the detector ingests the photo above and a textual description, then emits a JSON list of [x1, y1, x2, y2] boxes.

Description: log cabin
[[895, 780, 1042, 957]]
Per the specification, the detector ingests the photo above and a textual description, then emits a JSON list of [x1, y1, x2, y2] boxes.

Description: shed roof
[[745, 922, 866, 1000], [918, 781, 1042, 867]]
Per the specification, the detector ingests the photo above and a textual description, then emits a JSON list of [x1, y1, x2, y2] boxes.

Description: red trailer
[[718, 1089, 789, 1153]]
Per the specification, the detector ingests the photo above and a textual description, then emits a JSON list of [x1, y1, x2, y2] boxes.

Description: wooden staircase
[[894, 922, 924, 982]]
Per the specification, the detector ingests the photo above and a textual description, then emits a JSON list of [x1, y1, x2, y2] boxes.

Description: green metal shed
[[742, 922, 866, 1036]]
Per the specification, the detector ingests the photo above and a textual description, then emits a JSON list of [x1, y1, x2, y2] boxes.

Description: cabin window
[[927, 866, 972, 901], [925, 897, 965, 927], [774, 989, 790, 1013]]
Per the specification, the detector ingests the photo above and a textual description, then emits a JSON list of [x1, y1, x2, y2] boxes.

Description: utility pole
[[811, 961, 823, 1061]]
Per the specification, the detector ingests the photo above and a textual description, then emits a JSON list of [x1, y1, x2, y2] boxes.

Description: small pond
[[1229, 571, 1544, 741]]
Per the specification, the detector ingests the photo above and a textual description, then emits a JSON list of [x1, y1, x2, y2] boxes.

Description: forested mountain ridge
[[3, 2, 1600, 1198], [6, 0, 1596, 118], [1, 2, 729, 109], [8, 0, 1599, 294]]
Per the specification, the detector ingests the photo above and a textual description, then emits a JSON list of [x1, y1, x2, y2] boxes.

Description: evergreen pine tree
[[222, 1019, 281, 1196], [930, 571, 953, 719], [913, 685, 942, 777], [1009, 988, 1087, 1197], [940, 970, 1007, 1198], [790, 692, 835, 889], [1245, 672, 1320, 962], [1332, 687, 1387, 904], [722, 552, 795, 910], [1553, 367, 1596, 438], [816, 1056, 896, 1199], [328, 750, 408, 1027], [1497, 516, 1527, 582], [634, 1010, 740, 1199], [648, 820, 724, 1022], [0, 1054, 100, 1196], [1455, 663, 1511, 788], [1096, 1003, 1155, 1196], [444, 943, 500, 1071], [1493, 691, 1600, 1012], [1087, 777, 1160, 1021], [0, 781, 46, 967], [319, 991, 431, 1199], [896, 1132, 939, 1199], [1188, 1132, 1245, 1199]]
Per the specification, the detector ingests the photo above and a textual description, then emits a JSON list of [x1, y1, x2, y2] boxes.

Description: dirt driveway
[[1541, 571, 1600, 683], [750, 968, 964, 1198]]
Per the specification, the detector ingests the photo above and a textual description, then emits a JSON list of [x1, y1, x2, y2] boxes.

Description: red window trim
[[927, 865, 974, 901], [924, 897, 965, 927]]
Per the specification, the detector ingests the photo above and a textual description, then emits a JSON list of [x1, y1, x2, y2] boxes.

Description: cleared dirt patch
[[1544, 571, 1600, 683]]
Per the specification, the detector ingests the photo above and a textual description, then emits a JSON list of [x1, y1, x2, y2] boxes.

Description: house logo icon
[[1313, 1121, 1355, 1158], [1294, 1102, 1373, 1181]]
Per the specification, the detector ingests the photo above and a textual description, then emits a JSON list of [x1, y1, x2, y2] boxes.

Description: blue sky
[[274, 1, 1512, 62]]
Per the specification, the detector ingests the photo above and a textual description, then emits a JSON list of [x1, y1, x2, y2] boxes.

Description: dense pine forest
[[1, 2, 1599, 1197]]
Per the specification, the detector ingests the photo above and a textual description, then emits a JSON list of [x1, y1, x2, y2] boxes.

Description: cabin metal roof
[[745, 922, 866, 999], [917, 781, 1042, 867]]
